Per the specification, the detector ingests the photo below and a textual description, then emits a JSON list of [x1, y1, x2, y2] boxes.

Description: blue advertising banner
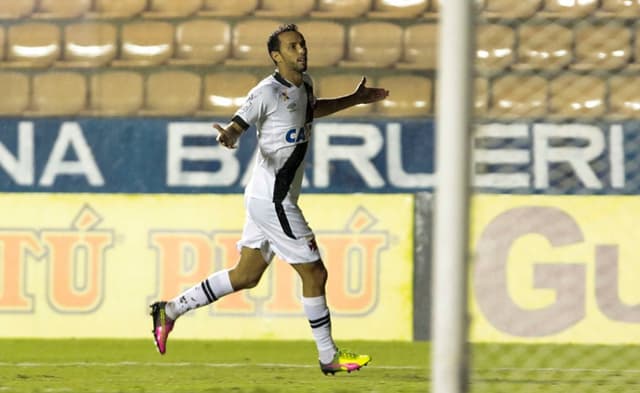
[[1, 118, 639, 194], [0, 118, 434, 193]]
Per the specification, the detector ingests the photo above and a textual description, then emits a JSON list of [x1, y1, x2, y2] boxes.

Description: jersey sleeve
[[233, 84, 273, 130]]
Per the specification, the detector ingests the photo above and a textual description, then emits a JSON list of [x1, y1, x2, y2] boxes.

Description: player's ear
[[270, 51, 281, 64]]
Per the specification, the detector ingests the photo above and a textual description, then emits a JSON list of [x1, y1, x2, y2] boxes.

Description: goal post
[[431, 0, 475, 392]]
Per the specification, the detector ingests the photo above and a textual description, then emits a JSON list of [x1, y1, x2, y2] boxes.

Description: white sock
[[302, 295, 337, 364], [165, 270, 234, 320]]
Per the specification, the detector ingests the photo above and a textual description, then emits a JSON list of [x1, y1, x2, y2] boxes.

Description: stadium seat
[[483, 0, 540, 18], [89, 71, 143, 116], [89, 0, 147, 18], [397, 23, 438, 70], [311, 0, 372, 18], [317, 74, 374, 117], [426, 0, 484, 18], [255, 0, 315, 17], [512, 23, 572, 71], [4, 23, 60, 68], [367, 0, 428, 18], [597, 0, 640, 18], [0, 0, 35, 19], [32, 0, 91, 19], [297, 21, 345, 67], [0, 72, 29, 115], [199, 72, 260, 117], [609, 75, 640, 119], [571, 22, 631, 71], [537, 0, 598, 18], [170, 20, 231, 66], [376, 75, 432, 117], [198, 0, 258, 16], [549, 74, 605, 118], [475, 78, 488, 117], [57, 22, 117, 68], [475, 24, 515, 74], [112, 21, 174, 67], [340, 22, 403, 68], [143, 71, 201, 116], [226, 20, 282, 67], [143, 0, 202, 18], [489, 75, 547, 119], [0, 27, 4, 60], [29, 72, 86, 116]]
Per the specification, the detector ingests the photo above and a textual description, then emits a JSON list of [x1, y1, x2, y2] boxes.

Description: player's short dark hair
[[267, 23, 300, 64]]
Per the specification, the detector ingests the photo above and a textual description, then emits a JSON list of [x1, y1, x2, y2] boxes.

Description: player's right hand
[[214, 123, 242, 149]]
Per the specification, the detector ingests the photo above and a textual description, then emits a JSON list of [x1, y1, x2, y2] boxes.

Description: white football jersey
[[233, 72, 316, 205]]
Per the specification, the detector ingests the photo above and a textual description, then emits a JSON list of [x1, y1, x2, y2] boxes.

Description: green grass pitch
[[0, 339, 638, 392]]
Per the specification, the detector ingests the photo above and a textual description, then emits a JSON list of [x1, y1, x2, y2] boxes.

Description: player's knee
[[311, 263, 328, 286]]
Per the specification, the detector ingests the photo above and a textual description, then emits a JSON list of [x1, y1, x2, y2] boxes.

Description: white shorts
[[237, 197, 321, 264]]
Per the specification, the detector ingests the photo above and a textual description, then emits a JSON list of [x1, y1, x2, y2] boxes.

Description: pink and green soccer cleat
[[149, 301, 174, 355], [320, 349, 371, 375]]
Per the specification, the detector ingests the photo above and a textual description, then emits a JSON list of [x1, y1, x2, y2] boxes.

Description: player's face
[[275, 31, 307, 73]]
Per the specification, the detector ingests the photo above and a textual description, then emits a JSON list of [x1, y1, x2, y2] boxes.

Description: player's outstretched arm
[[313, 76, 389, 118], [214, 121, 245, 149]]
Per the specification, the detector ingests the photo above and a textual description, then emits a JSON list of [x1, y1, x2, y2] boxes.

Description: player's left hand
[[354, 76, 389, 104]]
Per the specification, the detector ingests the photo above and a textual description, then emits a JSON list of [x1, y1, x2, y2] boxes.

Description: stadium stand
[[57, 22, 117, 68], [0, 26, 4, 60], [609, 75, 640, 118], [198, 0, 258, 16], [367, 0, 429, 18], [143, 0, 203, 18], [0, 0, 35, 19], [596, 0, 640, 18], [199, 71, 260, 117], [255, 0, 315, 17], [32, 0, 91, 19], [0, 72, 29, 115], [311, 0, 372, 18], [317, 74, 374, 117], [483, 0, 540, 18], [340, 22, 403, 68], [475, 24, 515, 74], [4, 22, 60, 68], [571, 22, 631, 71], [297, 21, 345, 67], [549, 73, 605, 118], [474, 78, 489, 117], [170, 19, 231, 66], [397, 23, 438, 70], [489, 75, 547, 119], [512, 23, 572, 71], [376, 75, 432, 117], [29, 72, 86, 116], [142, 71, 201, 116], [89, 0, 146, 18], [537, 0, 598, 18], [89, 71, 144, 116], [113, 21, 174, 67], [226, 19, 282, 67]]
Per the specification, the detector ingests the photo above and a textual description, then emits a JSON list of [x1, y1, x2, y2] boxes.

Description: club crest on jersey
[[280, 91, 289, 101]]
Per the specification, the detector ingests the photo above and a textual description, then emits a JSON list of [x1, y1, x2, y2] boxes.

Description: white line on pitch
[[0, 362, 421, 370]]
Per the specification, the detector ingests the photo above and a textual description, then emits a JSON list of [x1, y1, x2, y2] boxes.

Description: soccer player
[[149, 23, 389, 375]]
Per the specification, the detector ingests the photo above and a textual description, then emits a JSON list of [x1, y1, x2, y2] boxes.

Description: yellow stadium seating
[[112, 21, 174, 67], [597, 0, 640, 18], [367, 0, 428, 18], [226, 20, 282, 67], [29, 72, 86, 116], [297, 21, 345, 67], [143, 0, 203, 18], [475, 24, 515, 74], [311, 0, 372, 18], [397, 23, 438, 70], [32, 0, 91, 19], [537, 0, 598, 18], [199, 72, 260, 117], [489, 75, 547, 118], [4, 22, 60, 68], [609, 75, 640, 119], [0, 72, 29, 115], [198, 0, 258, 16], [0, 0, 35, 19], [143, 71, 201, 116], [89, 71, 144, 116], [255, 0, 315, 17], [512, 23, 572, 71], [89, 0, 147, 18], [376, 75, 432, 117], [340, 22, 403, 68], [549, 74, 605, 118], [57, 22, 117, 68], [483, 0, 541, 18], [317, 74, 373, 117], [475, 78, 489, 117], [571, 22, 631, 71], [170, 20, 231, 66]]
